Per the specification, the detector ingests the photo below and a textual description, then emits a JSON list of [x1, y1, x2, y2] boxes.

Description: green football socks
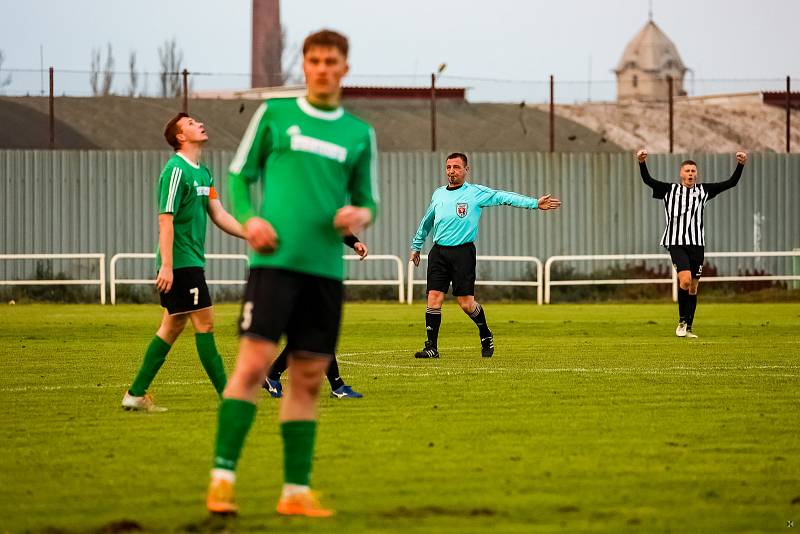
[[213, 398, 257, 471], [128, 335, 171, 397], [281, 421, 317, 486], [195, 332, 227, 394]]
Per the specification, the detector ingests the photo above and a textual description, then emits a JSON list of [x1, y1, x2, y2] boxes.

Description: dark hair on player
[[446, 152, 468, 166], [303, 29, 349, 57], [164, 112, 189, 151], [680, 159, 697, 168]]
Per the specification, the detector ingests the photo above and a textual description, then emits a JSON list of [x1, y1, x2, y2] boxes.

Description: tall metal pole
[[549, 75, 555, 153], [182, 69, 189, 114], [787, 75, 791, 153], [667, 75, 674, 154], [430, 72, 437, 152], [49, 67, 54, 149]]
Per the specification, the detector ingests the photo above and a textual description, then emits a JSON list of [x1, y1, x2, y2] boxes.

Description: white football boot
[[122, 391, 167, 412], [675, 321, 688, 337]]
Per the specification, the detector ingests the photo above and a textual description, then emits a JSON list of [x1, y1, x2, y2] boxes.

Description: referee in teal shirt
[[410, 152, 562, 359]]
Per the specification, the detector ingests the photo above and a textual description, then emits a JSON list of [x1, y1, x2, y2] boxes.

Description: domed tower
[[614, 20, 688, 102]]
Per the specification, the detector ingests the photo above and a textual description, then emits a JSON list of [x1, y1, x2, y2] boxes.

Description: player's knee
[[427, 292, 444, 307], [194, 319, 214, 333], [290, 368, 324, 397], [301, 380, 323, 398], [159, 322, 185, 341], [236, 358, 268, 384], [458, 300, 473, 313]]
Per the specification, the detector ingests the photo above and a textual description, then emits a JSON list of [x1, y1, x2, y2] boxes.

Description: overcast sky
[[1, 0, 798, 102]]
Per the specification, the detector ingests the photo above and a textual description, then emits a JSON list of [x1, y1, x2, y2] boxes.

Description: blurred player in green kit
[[206, 29, 379, 518]]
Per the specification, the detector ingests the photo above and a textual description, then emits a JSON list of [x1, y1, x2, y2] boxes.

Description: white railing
[[0, 253, 107, 304], [344, 254, 406, 303], [110, 253, 248, 305], [544, 251, 800, 304], [407, 255, 544, 305], [110, 253, 406, 304], [703, 251, 800, 282], [545, 254, 677, 304], [5, 250, 797, 306]]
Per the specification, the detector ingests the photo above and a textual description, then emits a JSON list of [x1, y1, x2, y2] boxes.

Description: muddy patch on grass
[[381, 505, 498, 518]]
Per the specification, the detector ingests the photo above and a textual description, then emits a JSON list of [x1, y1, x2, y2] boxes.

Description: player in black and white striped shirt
[[637, 149, 748, 338]]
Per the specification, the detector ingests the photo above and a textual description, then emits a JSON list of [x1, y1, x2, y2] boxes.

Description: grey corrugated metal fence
[[2, 150, 798, 297]]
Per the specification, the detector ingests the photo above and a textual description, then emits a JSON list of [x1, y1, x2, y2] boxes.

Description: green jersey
[[228, 96, 379, 280], [155, 152, 216, 269]]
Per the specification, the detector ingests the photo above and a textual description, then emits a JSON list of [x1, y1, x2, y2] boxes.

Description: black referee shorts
[[668, 245, 705, 279], [159, 267, 212, 315], [426, 242, 477, 296], [238, 267, 342, 357]]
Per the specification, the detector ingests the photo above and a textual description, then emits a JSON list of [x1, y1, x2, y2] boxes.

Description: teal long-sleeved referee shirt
[[410, 182, 539, 251]]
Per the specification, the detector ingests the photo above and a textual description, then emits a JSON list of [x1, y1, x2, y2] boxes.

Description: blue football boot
[[263, 377, 283, 398], [330, 385, 363, 399]]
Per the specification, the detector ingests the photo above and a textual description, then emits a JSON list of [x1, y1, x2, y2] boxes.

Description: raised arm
[[703, 152, 747, 200], [637, 149, 671, 199]]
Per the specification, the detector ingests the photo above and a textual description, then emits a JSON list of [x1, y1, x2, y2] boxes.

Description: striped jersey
[[639, 162, 743, 247], [411, 182, 538, 250], [228, 97, 378, 281], [156, 152, 217, 269]]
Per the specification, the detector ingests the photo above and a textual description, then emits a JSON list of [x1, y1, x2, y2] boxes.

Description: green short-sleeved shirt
[[155, 152, 216, 269], [228, 97, 379, 280]]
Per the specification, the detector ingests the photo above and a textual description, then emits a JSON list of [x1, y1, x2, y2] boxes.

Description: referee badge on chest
[[456, 203, 468, 218]]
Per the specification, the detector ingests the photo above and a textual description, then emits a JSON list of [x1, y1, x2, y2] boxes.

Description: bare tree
[[89, 44, 114, 96], [158, 38, 183, 98], [128, 51, 139, 97], [280, 26, 302, 85], [101, 43, 114, 95], [90, 47, 101, 95], [0, 50, 12, 90]]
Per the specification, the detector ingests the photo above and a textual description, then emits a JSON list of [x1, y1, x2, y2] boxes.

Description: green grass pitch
[[1, 302, 798, 533]]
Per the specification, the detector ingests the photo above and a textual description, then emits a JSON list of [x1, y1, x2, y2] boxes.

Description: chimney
[[251, 0, 282, 88]]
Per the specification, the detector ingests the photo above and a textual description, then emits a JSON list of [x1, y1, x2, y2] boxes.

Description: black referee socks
[[425, 307, 442, 347], [468, 302, 492, 338]]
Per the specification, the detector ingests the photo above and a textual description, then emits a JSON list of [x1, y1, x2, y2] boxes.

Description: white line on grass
[[2, 352, 798, 393], [336, 358, 800, 379]]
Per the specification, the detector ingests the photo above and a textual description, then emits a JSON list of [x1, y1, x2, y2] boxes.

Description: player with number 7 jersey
[[121, 112, 246, 413]]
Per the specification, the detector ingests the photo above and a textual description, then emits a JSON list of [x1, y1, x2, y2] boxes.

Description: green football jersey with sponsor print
[[228, 96, 379, 280], [155, 152, 217, 269]]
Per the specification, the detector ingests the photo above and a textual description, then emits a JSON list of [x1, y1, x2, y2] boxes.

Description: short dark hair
[[164, 112, 189, 151], [446, 152, 468, 166], [680, 159, 697, 168], [303, 29, 349, 57]]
